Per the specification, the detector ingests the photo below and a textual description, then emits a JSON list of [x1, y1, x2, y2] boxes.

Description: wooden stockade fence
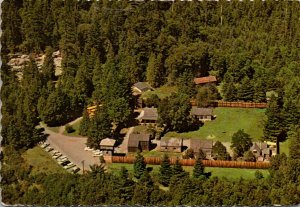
[[190, 100, 267, 108], [211, 101, 267, 108], [111, 156, 271, 169]]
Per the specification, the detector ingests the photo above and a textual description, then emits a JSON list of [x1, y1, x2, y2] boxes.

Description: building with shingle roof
[[132, 82, 153, 95], [191, 107, 214, 121], [128, 132, 152, 152], [160, 137, 183, 152], [137, 107, 158, 125], [188, 139, 213, 158], [100, 138, 116, 156]]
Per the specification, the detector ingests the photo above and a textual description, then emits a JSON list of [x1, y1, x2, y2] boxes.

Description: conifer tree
[[237, 77, 254, 102], [264, 95, 287, 154], [87, 106, 112, 149], [159, 154, 173, 186], [212, 141, 231, 160], [79, 109, 90, 136], [42, 46, 56, 83], [146, 53, 163, 88], [133, 152, 146, 179], [193, 156, 205, 178]]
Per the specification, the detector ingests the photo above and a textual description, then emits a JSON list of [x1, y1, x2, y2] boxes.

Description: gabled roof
[[138, 107, 158, 121], [133, 82, 153, 92], [100, 138, 116, 147], [160, 137, 183, 147], [189, 139, 213, 152], [194, 76, 217, 84], [191, 107, 213, 116], [250, 143, 262, 153], [128, 133, 151, 148]]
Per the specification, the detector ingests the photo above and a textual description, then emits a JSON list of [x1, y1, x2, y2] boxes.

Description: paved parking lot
[[43, 127, 100, 173]]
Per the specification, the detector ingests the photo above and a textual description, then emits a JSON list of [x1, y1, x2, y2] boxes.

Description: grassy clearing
[[166, 107, 266, 142], [63, 119, 81, 137], [280, 139, 290, 156], [107, 163, 269, 180], [141, 85, 177, 99], [22, 146, 67, 175]]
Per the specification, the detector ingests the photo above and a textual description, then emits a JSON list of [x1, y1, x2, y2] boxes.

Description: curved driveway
[[42, 125, 100, 173]]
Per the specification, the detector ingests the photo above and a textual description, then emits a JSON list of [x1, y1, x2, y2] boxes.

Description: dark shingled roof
[[191, 107, 213, 116], [160, 137, 183, 147], [189, 139, 213, 152], [128, 133, 151, 148], [133, 82, 153, 92], [139, 107, 158, 121], [194, 76, 217, 84]]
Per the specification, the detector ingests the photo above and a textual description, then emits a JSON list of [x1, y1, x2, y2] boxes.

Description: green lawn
[[63, 119, 82, 137], [166, 107, 266, 142], [141, 85, 177, 99], [280, 139, 290, 156], [22, 146, 67, 175], [107, 163, 269, 180]]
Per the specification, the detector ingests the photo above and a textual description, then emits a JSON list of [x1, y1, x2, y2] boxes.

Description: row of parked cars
[[40, 143, 80, 174], [84, 147, 104, 156]]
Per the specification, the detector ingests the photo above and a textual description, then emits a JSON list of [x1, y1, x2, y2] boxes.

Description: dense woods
[[1, 0, 300, 205]]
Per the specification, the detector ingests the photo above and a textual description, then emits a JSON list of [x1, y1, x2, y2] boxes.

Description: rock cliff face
[[8, 51, 62, 80]]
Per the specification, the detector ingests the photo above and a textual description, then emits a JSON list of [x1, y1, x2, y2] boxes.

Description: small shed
[[137, 107, 158, 125], [194, 76, 217, 85], [132, 82, 153, 95], [191, 107, 214, 121], [188, 139, 213, 158], [100, 138, 116, 156], [160, 137, 183, 152], [128, 132, 152, 152]]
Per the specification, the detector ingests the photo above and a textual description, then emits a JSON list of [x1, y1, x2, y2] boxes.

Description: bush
[[65, 124, 75, 133]]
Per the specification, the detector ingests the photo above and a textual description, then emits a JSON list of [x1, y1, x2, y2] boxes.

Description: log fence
[[111, 156, 271, 169]]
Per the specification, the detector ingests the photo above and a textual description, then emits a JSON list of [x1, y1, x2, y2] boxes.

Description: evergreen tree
[[79, 109, 90, 136], [177, 71, 196, 98], [264, 95, 287, 154], [288, 125, 300, 160], [158, 154, 173, 186], [223, 81, 238, 101], [193, 156, 205, 179], [237, 77, 254, 102], [133, 152, 146, 179], [253, 80, 266, 103], [146, 53, 164, 88], [243, 150, 256, 162], [231, 129, 253, 158], [212, 141, 231, 160], [87, 106, 112, 149], [41, 46, 56, 83]]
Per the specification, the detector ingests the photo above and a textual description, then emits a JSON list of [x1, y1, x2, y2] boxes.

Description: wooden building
[[194, 76, 217, 85], [188, 139, 213, 159], [128, 132, 152, 152], [99, 138, 116, 156], [160, 137, 183, 152], [191, 107, 214, 121], [132, 82, 153, 95], [137, 107, 158, 125]]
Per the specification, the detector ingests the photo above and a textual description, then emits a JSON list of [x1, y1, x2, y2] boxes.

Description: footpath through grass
[[166, 107, 266, 142], [107, 163, 269, 180], [23, 146, 67, 175]]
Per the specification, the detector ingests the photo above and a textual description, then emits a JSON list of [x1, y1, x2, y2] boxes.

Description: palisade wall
[[111, 156, 271, 169]]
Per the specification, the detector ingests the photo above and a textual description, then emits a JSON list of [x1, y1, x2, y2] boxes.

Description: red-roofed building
[[194, 76, 217, 85]]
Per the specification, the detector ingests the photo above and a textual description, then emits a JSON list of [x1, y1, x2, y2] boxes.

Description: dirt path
[[41, 123, 99, 173]]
